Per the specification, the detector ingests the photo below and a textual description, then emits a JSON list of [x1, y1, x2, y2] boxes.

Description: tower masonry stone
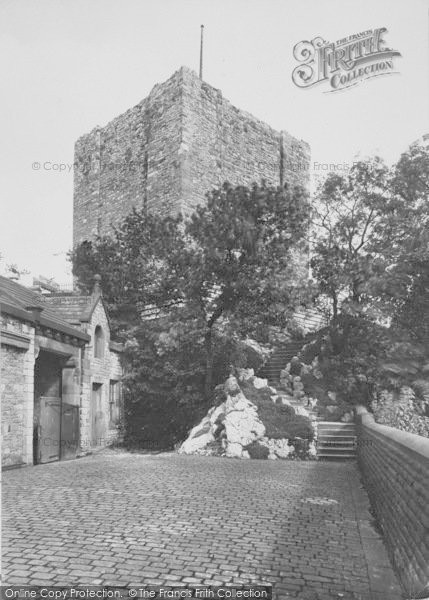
[[73, 66, 310, 246]]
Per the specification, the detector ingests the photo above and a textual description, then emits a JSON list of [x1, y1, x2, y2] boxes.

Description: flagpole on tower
[[199, 25, 204, 80]]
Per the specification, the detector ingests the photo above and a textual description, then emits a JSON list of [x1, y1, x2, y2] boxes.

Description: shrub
[[124, 389, 207, 450], [299, 336, 324, 365], [281, 415, 314, 441], [317, 315, 389, 407], [289, 357, 302, 376], [240, 381, 273, 405], [123, 319, 246, 449], [239, 340, 267, 372], [300, 373, 331, 404], [246, 441, 269, 459], [240, 381, 314, 441], [291, 437, 310, 457]]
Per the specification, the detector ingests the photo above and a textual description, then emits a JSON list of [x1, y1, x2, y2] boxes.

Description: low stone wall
[[355, 406, 429, 596]]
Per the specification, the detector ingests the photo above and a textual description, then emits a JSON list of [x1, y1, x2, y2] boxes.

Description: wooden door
[[60, 403, 79, 460], [91, 383, 104, 447], [38, 397, 61, 463]]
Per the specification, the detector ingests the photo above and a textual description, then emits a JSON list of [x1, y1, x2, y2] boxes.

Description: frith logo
[[292, 28, 401, 92]]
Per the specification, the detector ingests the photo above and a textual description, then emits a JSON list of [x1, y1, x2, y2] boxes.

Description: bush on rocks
[[300, 335, 325, 366], [239, 339, 271, 372], [239, 381, 308, 440], [280, 415, 314, 441], [300, 373, 330, 404], [239, 380, 273, 405], [289, 356, 303, 376], [245, 441, 270, 460], [291, 437, 311, 458]]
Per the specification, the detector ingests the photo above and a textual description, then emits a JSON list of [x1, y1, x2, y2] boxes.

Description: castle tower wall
[[73, 67, 310, 246]]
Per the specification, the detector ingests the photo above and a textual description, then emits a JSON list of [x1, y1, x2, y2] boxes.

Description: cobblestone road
[[2, 451, 403, 599]]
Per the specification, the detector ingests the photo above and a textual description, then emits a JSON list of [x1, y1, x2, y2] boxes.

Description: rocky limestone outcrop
[[179, 370, 315, 459], [223, 379, 266, 457]]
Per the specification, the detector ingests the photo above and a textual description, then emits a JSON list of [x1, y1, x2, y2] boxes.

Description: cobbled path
[[2, 451, 404, 599]]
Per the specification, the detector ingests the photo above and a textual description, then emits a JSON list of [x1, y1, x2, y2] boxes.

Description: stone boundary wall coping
[[355, 405, 429, 596], [355, 405, 429, 459]]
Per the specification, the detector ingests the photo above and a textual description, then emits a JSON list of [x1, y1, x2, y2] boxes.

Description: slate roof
[[44, 293, 121, 351], [42, 294, 98, 325], [0, 276, 89, 341]]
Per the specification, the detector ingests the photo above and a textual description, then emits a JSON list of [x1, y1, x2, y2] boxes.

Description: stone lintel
[[35, 335, 80, 358], [0, 328, 31, 350]]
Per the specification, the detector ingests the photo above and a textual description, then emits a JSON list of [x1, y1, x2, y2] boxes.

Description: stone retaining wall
[[355, 406, 429, 596]]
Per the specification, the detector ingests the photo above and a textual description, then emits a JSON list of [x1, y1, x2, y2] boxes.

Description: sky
[[1, 0, 428, 285]]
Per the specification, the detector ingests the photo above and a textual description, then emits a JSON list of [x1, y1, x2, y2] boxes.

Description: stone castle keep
[[73, 66, 310, 245]]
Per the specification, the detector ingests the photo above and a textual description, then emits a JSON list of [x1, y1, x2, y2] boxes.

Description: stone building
[[0, 275, 122, 469], [74, 66, 310, 245]]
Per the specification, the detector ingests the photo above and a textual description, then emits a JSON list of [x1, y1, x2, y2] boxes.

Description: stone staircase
[[259, 337, 358, 461], [260, 340, 306, 385], [316, 422, 357, 459]]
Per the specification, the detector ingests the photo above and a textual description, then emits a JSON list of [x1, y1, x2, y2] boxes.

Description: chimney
[[25, 305, 44, 323]]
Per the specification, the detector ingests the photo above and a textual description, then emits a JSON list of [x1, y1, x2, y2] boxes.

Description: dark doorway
[[34, 350, 79, 464]]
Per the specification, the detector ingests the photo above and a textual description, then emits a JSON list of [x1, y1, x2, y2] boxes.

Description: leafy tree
[[309, 145, 429, 410], [72, 212, 187, 332], [71, 182, 311, 444], [310, 158, 389, 318], [182, 182, 310, 394], [122, 306, 251, 448], [373, 143, 429, 341], [392, 142, 429, 204]]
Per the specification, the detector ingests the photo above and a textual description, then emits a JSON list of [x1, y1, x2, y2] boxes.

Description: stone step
[[317, 426, 356, 431], [318, 430, 356, 436], [266, 357, 295, 363], [259, 340, 308, 383], [318, 425, 356, 428], [316, 420, 357, 459], [318, 445, 356, 450], [321, 436, 357, 440], [317, 424, 356, 431], [318, 435, 356, 439], [317, 453, 357, 459], [317, 421, 356, 426], [318, 433, 356, 439], [318, 446, 356, 453], [318, 441, 357, 448], [317, 444, 357, 452]]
